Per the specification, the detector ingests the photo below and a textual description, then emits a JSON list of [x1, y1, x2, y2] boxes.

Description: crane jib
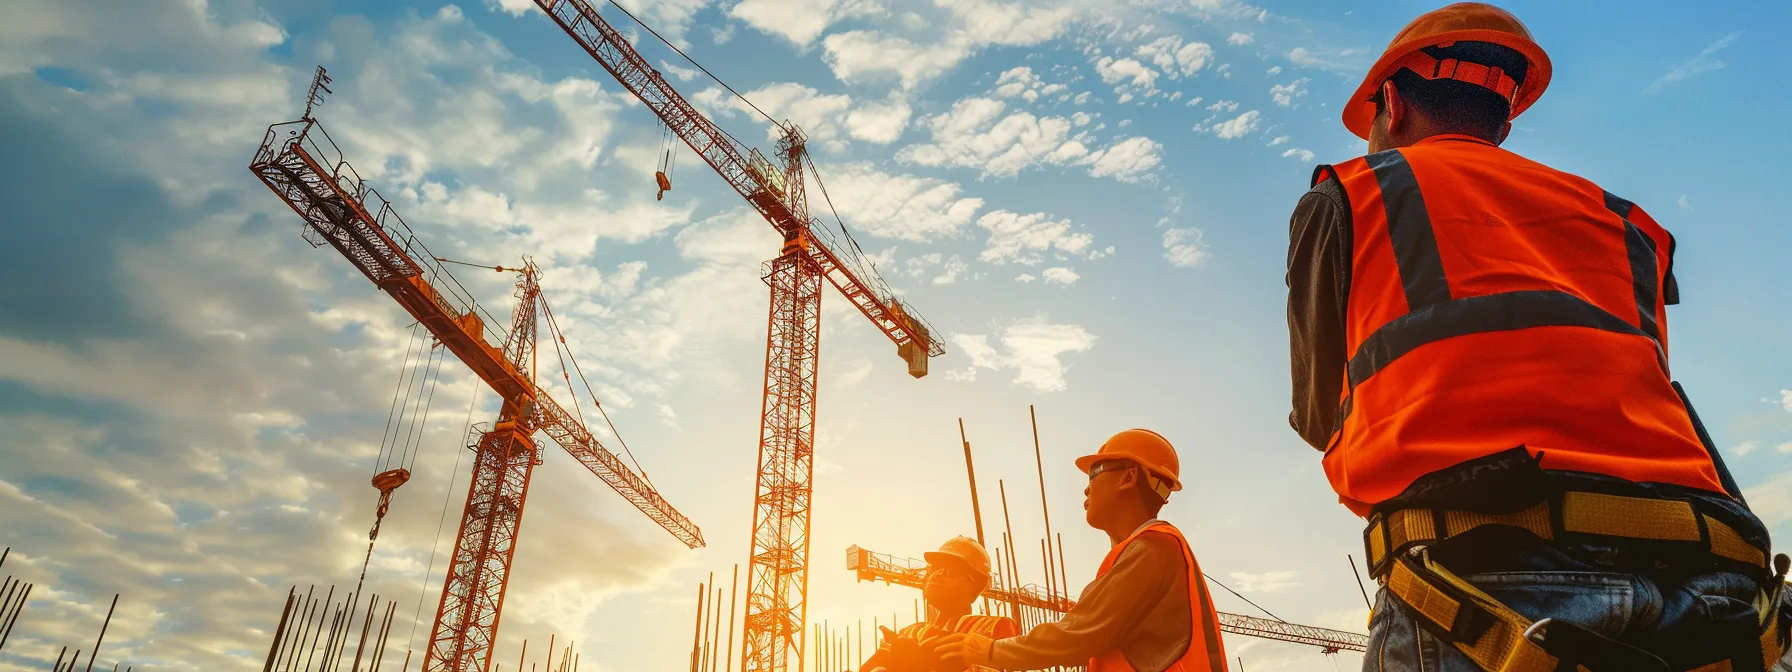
[[533, 0, 944, 363]]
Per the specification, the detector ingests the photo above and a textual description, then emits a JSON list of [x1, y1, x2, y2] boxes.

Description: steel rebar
[[725, 565, 738, 672], [86, 593, 118, 672], [266, 588, 298, 672]]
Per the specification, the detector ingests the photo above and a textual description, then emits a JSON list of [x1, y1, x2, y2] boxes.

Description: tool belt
[[1364, 491, 1792, 671]]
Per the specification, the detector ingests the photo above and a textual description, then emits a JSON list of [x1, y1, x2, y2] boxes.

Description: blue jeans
[[1362, 540, 1771, 671]]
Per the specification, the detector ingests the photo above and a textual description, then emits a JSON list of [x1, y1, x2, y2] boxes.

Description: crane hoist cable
[[605, 0, 778, 127], [408, 380, 482, 655], [540, 293, 657, 489]]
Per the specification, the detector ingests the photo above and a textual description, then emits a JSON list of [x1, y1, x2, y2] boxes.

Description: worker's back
[[1319, 135, 1726, 513]]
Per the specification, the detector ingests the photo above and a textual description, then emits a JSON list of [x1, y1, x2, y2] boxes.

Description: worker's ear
[[1381, 81, 1405, 134]]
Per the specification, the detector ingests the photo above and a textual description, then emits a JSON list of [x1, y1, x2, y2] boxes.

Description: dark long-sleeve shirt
[[988, 521, 1192, 671], [1286, 176, 1352, 452]]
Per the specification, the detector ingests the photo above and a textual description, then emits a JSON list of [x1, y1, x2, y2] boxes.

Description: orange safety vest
[[867, 614, 1017, 672], [1087, 522, 1226, 672], [1316, 134, 1727, 515]]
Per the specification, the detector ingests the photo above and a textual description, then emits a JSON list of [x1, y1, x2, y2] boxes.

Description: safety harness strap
[[1365, 491, 1767, 578]]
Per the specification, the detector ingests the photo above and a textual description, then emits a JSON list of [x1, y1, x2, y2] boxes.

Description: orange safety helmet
[[1342, 2, 1552, 140], [924, 535, 992, 579], [1075, 429, 1182, 501]]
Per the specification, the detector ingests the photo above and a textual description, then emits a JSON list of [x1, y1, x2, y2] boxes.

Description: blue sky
[[2, 1, 1790, 670]]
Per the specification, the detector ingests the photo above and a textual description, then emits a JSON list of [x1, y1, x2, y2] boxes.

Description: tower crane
[[526, 3, 945, 672], [845, 546, 1370, 655], [249, 84, 703, 672]]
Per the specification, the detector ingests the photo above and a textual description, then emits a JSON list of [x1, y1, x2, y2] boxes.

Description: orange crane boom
[[846, 546, 1370, 654], [528, 3, 944, 672], [250, 115, 702, 672]]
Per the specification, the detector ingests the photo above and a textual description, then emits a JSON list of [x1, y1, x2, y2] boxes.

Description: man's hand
[[928, 632, 994, 670], [878, 626, 938, 672]]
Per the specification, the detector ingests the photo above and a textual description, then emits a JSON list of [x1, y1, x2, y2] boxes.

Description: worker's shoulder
[[1129, 527, 1190, 558]]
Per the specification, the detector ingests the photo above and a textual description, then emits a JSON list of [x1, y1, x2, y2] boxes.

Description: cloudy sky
[[2, 0, 1790, 670]]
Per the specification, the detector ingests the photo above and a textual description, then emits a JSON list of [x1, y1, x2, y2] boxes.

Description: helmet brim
[[1342, 28, 1552, 141]]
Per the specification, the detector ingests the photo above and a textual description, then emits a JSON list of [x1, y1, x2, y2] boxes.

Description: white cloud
[[710, 82, 911, 148], [1281, 147, 1316, 162], [819, 162, 984, 242], [1163, 228, 1210, 268], [1041, 267, 1080, 285], [1095, 56, 1159, 96], [486, 0, 536, 16], [977, 211, 1094, 265], [730, 0, 839, 46], [1267, 135, 1290, 146], [1733, 441, 1759, 457], [1781, 389, 1792, 412], [994, 66, 1041, 97], [1209, 109, 1261, 139], [1779, 442, 1792, 454], [1270, 77, 1311, 106], [1227, 32, 1254, 46], [1081, 136, 1163, 183], [948, 317, 1096, 392], [897, 96, 1158, 182], [1746, 469, 1792, 530], [1134, 36, 1213, 79], [1206, 99, 1239, 112], [1677, 195, 1693, 211], [1287, 46, 1368, 73], [820, 0, 1076, 89], [1228, 570, 1302, 593], [1648, 32, 1742, 93], [1267, 65, 1281, 75], [822, 30, 973, 89], [1015, 273, 1038, 283]]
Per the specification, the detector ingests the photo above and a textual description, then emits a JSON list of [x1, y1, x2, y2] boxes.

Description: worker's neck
[[929, 601, 971, 628], [1103, 509, 1156, 547]]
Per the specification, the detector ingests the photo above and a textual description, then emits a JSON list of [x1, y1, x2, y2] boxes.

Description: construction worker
[[1286, 3, 1789, 670], [931, 429, 1226, 671], [860, 536, 1016, 672]]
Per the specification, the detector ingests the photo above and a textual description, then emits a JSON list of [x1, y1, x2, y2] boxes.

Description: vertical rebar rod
[[350, 596, 378, 672], [958, 419, 986, 545], [303, 586, 336, 672], [55, 646, 69, 671], [998, 481, 1022, 621], [544, 633, 556, 672], [281, 586, 317, 672], [517, 639, 528, 672], [1046, 537, 1060, 609], [284, 594, 318, 672], [266, 588, 298, 672], [372, 601, 398, 672], [708, 587, 722, 672], [725, 565, 739, 672], [689, 582, 706, 672], [86, 593, 118, 672], [1027, 406, 1056, 601]]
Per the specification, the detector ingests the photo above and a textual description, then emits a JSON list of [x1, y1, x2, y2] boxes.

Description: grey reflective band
[[1605, 191, 1664, 344], [1345, 290, 1650, 391], [1368, 149, 1451, 310]]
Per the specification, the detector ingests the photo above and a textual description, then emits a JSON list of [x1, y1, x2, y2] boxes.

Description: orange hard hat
[[1342, 2, 1552, 140], [924, 535, 992, 578], [1074, 429, 1181, 500]]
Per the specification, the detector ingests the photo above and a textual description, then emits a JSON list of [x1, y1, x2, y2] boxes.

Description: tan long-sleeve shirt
[[987, 521, 1193, 672]]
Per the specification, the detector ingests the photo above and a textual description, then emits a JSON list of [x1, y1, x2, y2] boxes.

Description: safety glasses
[[1087, 460, 1137, 480]]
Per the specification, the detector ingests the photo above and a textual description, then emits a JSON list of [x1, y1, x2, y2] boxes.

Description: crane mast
[[529, 2, 944, 671], [250, 115, 702, 672]]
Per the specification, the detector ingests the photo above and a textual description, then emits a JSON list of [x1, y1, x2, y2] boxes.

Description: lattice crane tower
[[527, 2, 946, 671], [250, 79, 704, 672]]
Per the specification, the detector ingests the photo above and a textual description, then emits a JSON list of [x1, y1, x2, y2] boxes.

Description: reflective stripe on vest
[[1317, 135, 1725, 514], [1087, 522, 1227, 672], [890, 614, 1016, 671]]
